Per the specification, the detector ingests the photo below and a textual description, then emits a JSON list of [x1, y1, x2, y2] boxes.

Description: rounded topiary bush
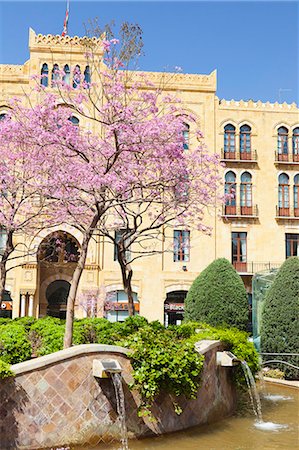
[[184, 258, 248, 330], [261, 257, 299, 379]]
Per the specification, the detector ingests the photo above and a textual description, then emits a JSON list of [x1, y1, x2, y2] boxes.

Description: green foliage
[[0, 318, 11, 326], [0, 324, 32, 364], [29, 317, 65, 356], [0, 359, 15, 379], [185, 258, 249, 331], [0, 315, 259, 414], [12, 316, 37, 331], [119, 325, 204, 414], [261, 257, 299, 379], [186, 323, 259, 376]]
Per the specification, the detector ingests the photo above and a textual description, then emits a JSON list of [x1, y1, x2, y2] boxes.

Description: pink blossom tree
[[5, 26, 223, 346]]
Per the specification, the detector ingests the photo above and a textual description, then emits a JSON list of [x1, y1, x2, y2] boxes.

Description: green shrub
[[12, 316, 37, 331], [0, 324, 32, 364], [29, 317, 65, 356], [184, 258, 249, 330], [261, 257, 299, 379], [0, 318, 11, 326], [0, 359, 15, 379], [120, 325, 204, 415]]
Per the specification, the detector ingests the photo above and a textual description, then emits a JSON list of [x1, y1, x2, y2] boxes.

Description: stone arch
[[36, 230, 80, 317]]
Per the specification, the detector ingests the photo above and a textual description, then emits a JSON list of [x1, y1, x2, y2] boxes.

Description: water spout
[[241, 361, 263, 421], [111, 372, 129, 450]]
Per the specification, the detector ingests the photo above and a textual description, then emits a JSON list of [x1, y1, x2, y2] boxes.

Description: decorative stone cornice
[[0, 64, 24, 75], [219, 98, 298, 112]]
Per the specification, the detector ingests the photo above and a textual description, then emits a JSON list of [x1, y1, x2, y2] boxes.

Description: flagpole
[[61, 0, 70, 37]]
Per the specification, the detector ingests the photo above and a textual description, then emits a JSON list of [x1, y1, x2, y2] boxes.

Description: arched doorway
[[37, 231, 80, 317], [46, 280, 70, 319], [164, 290, 188, 326]]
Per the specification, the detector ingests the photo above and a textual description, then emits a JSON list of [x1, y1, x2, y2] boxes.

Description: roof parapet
[[219, 98, 298, 111]]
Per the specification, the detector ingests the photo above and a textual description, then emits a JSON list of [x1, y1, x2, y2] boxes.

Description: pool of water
[[76, 384, 298, 450]]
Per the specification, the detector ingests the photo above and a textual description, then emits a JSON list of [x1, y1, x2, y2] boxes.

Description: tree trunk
[[0, 230, 13, 302], [117, 244, 135, 316], [64, 215, 99, 348], [0, 260, 7, 303]]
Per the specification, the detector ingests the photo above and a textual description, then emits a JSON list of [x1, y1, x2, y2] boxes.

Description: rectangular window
[[232, 232, 247, 272], [173, 230, 190, 262], [286, 234, 299, 258], [114, 230, 131, 262]]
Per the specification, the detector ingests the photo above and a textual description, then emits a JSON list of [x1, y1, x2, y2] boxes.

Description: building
[[0, 29, 298, 325]]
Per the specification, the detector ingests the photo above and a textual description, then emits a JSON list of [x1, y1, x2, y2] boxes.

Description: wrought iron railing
[[233, 261, 281, 274], [274, 151, 299, 163], [276, 206, 299, 218], [222, 204, 258, 217], [221, 149, 258, 162]]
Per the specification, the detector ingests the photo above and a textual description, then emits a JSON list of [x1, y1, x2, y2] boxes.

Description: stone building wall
[[0, 341, 236, 449]]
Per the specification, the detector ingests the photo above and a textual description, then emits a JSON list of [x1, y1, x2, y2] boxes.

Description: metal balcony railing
[[276, 206, 299, 218], [233, 261, 281, 274], [274, 152, 299, 163], [221, 149, 258, 162], [222, 204, 259, 218]]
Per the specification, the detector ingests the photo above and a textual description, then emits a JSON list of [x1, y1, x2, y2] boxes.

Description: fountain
[[93, 359, 129, 450], [241, 361, 289, 431]]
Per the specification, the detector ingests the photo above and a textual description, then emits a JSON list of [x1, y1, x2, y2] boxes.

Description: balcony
[[221, 149, 258, 163], [222, 204, 259, 219], [274, 152, 299, 165], [233, 261, 281, 274], [276, 206, 299, 219]]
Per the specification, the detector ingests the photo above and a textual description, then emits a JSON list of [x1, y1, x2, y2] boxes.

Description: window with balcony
[[294, 174, 299, 217], [232, 232, 247, 272], [240, 172, 252, 215], [240, 125, 251, 160], [225, 171, 236, 214], [278, 173, 290, 216], [286, 233, 299, 257], [277, 126, 289, 161], [292, 127, 299, 162], [173, 230, 190, 262], [224, 124, 236, 159], [41, 63, 49, 87]]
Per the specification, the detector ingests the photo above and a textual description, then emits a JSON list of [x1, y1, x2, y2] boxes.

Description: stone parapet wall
[[0, 341, 237, 449]]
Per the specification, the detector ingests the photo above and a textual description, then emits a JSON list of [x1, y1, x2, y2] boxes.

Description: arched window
[[292, 127, 299, 162], [278, 173, 290, 216], [41, 63, 48, 87], [84, 65, 91, 86], [73, 65, 81, 88], [0, 113, 7, 121], [294, 174, 299, 216], [69, 116, 79, 126], [224, 124, 236, 159], [240, 125, 251, 159], [277, 126, 289, 161], [63, 64, 70, 85], [51, 64, 60, 86], [182, 123, 189, 150], [240, 172, 252, 214], [105, 290, 139, 322], [225, 171, 236, 214]]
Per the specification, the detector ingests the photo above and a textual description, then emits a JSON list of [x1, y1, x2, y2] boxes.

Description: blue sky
[[0, 1, 298, 103]]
